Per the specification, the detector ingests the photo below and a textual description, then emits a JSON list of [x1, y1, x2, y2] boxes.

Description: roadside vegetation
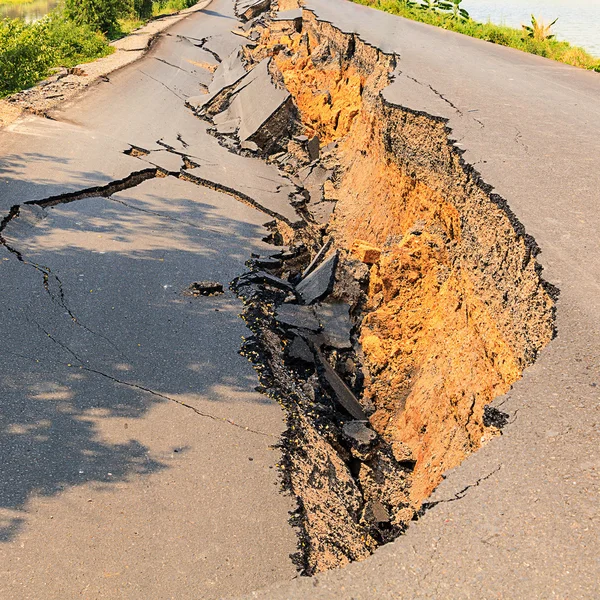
[[0, 0, 198, 97], [354, 0, 600, 72]]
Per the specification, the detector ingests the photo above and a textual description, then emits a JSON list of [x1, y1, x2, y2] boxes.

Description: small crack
[[419, 465, 502, 512], [404, 74, 464, 116], [154, 57, 188, 73], [1, 232, 129, 360], [22, 322, 275, 438], [514, 127, 529, 153], [81, 365, 276, 437], [139, 70, 188, 100], [176, 132, 190, 148]]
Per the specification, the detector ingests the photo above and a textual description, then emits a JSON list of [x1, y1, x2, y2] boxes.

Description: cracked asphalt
[[1, 0, 599, 598], [0, 1, 300, 598]]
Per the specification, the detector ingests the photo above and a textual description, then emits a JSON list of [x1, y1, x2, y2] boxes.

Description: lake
[[462, 0, 600, 57]]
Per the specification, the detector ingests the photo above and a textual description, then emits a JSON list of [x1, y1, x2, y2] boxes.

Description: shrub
[[63, 0, 133, 34]]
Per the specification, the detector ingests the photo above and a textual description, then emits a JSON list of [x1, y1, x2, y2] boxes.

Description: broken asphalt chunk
[[252, 256, 281, 269], [237, 270, 294, 291], [210, 59, 293, 154], [275, 304, 320, 331], [296, 251, 338, 304], [314, 302, 353, 349], [307, 136, 320, 161], [301, 238, 332, 278], [342, 421, 378, 448], [313, 344, 367, 420]]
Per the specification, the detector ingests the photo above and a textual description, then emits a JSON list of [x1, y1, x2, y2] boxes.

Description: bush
[[0, 13, 112, 97], [0, 18, 54, 95], [63, 0, 133, 34], [46, 14, 112, 64]]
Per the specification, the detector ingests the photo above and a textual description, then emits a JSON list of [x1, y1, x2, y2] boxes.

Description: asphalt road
[[2, 0, 599, 598], [240, 0, 600, 598], [0, 2, 299, 598]]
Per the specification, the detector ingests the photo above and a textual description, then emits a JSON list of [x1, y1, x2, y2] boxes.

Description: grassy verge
[[353, 0, 600, 72], [0, 0, 198, 97]]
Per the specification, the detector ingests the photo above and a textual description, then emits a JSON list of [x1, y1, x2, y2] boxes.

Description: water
[[0, 0, 58, 22], [462, 0, 600, 57]]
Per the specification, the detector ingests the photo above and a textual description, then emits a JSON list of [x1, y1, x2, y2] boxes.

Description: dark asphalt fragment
[[296, 251, 338, 304], [312, 342, 366, 420], [342, 420, 377, 447], [237, 270, 294, 291], [236, 0, 270, 21], [314, 302, 353, 349], [275, 304, 320, 331], [483, 405, 510, 429], [301, 238, 332, 278]]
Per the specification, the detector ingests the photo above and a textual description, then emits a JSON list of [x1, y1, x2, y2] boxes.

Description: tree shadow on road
[[0, 174, 281, 542]]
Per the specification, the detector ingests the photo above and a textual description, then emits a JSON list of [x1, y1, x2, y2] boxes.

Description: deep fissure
[[193, 4, 556, 574]]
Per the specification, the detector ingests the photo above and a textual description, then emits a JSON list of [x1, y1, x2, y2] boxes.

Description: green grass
[[353, 0, 600, 72]]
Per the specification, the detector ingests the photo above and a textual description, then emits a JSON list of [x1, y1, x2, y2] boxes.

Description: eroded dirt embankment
[[198, 4, 556, 574], [262, 9, 554, 500]]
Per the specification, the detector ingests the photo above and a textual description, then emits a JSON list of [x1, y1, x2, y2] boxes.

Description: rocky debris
[[295, 162, 337, 224], [390, 441, 416, 469], [187, 281, 224, 296], [275, 304, 320, 331], [296, 251, 338, 304], [297, 163, 332, 204], [236, 270, 294, 291], [314, 302, 352, 349], [231, 232, 412, 573], [343, 420, 378, 448]]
